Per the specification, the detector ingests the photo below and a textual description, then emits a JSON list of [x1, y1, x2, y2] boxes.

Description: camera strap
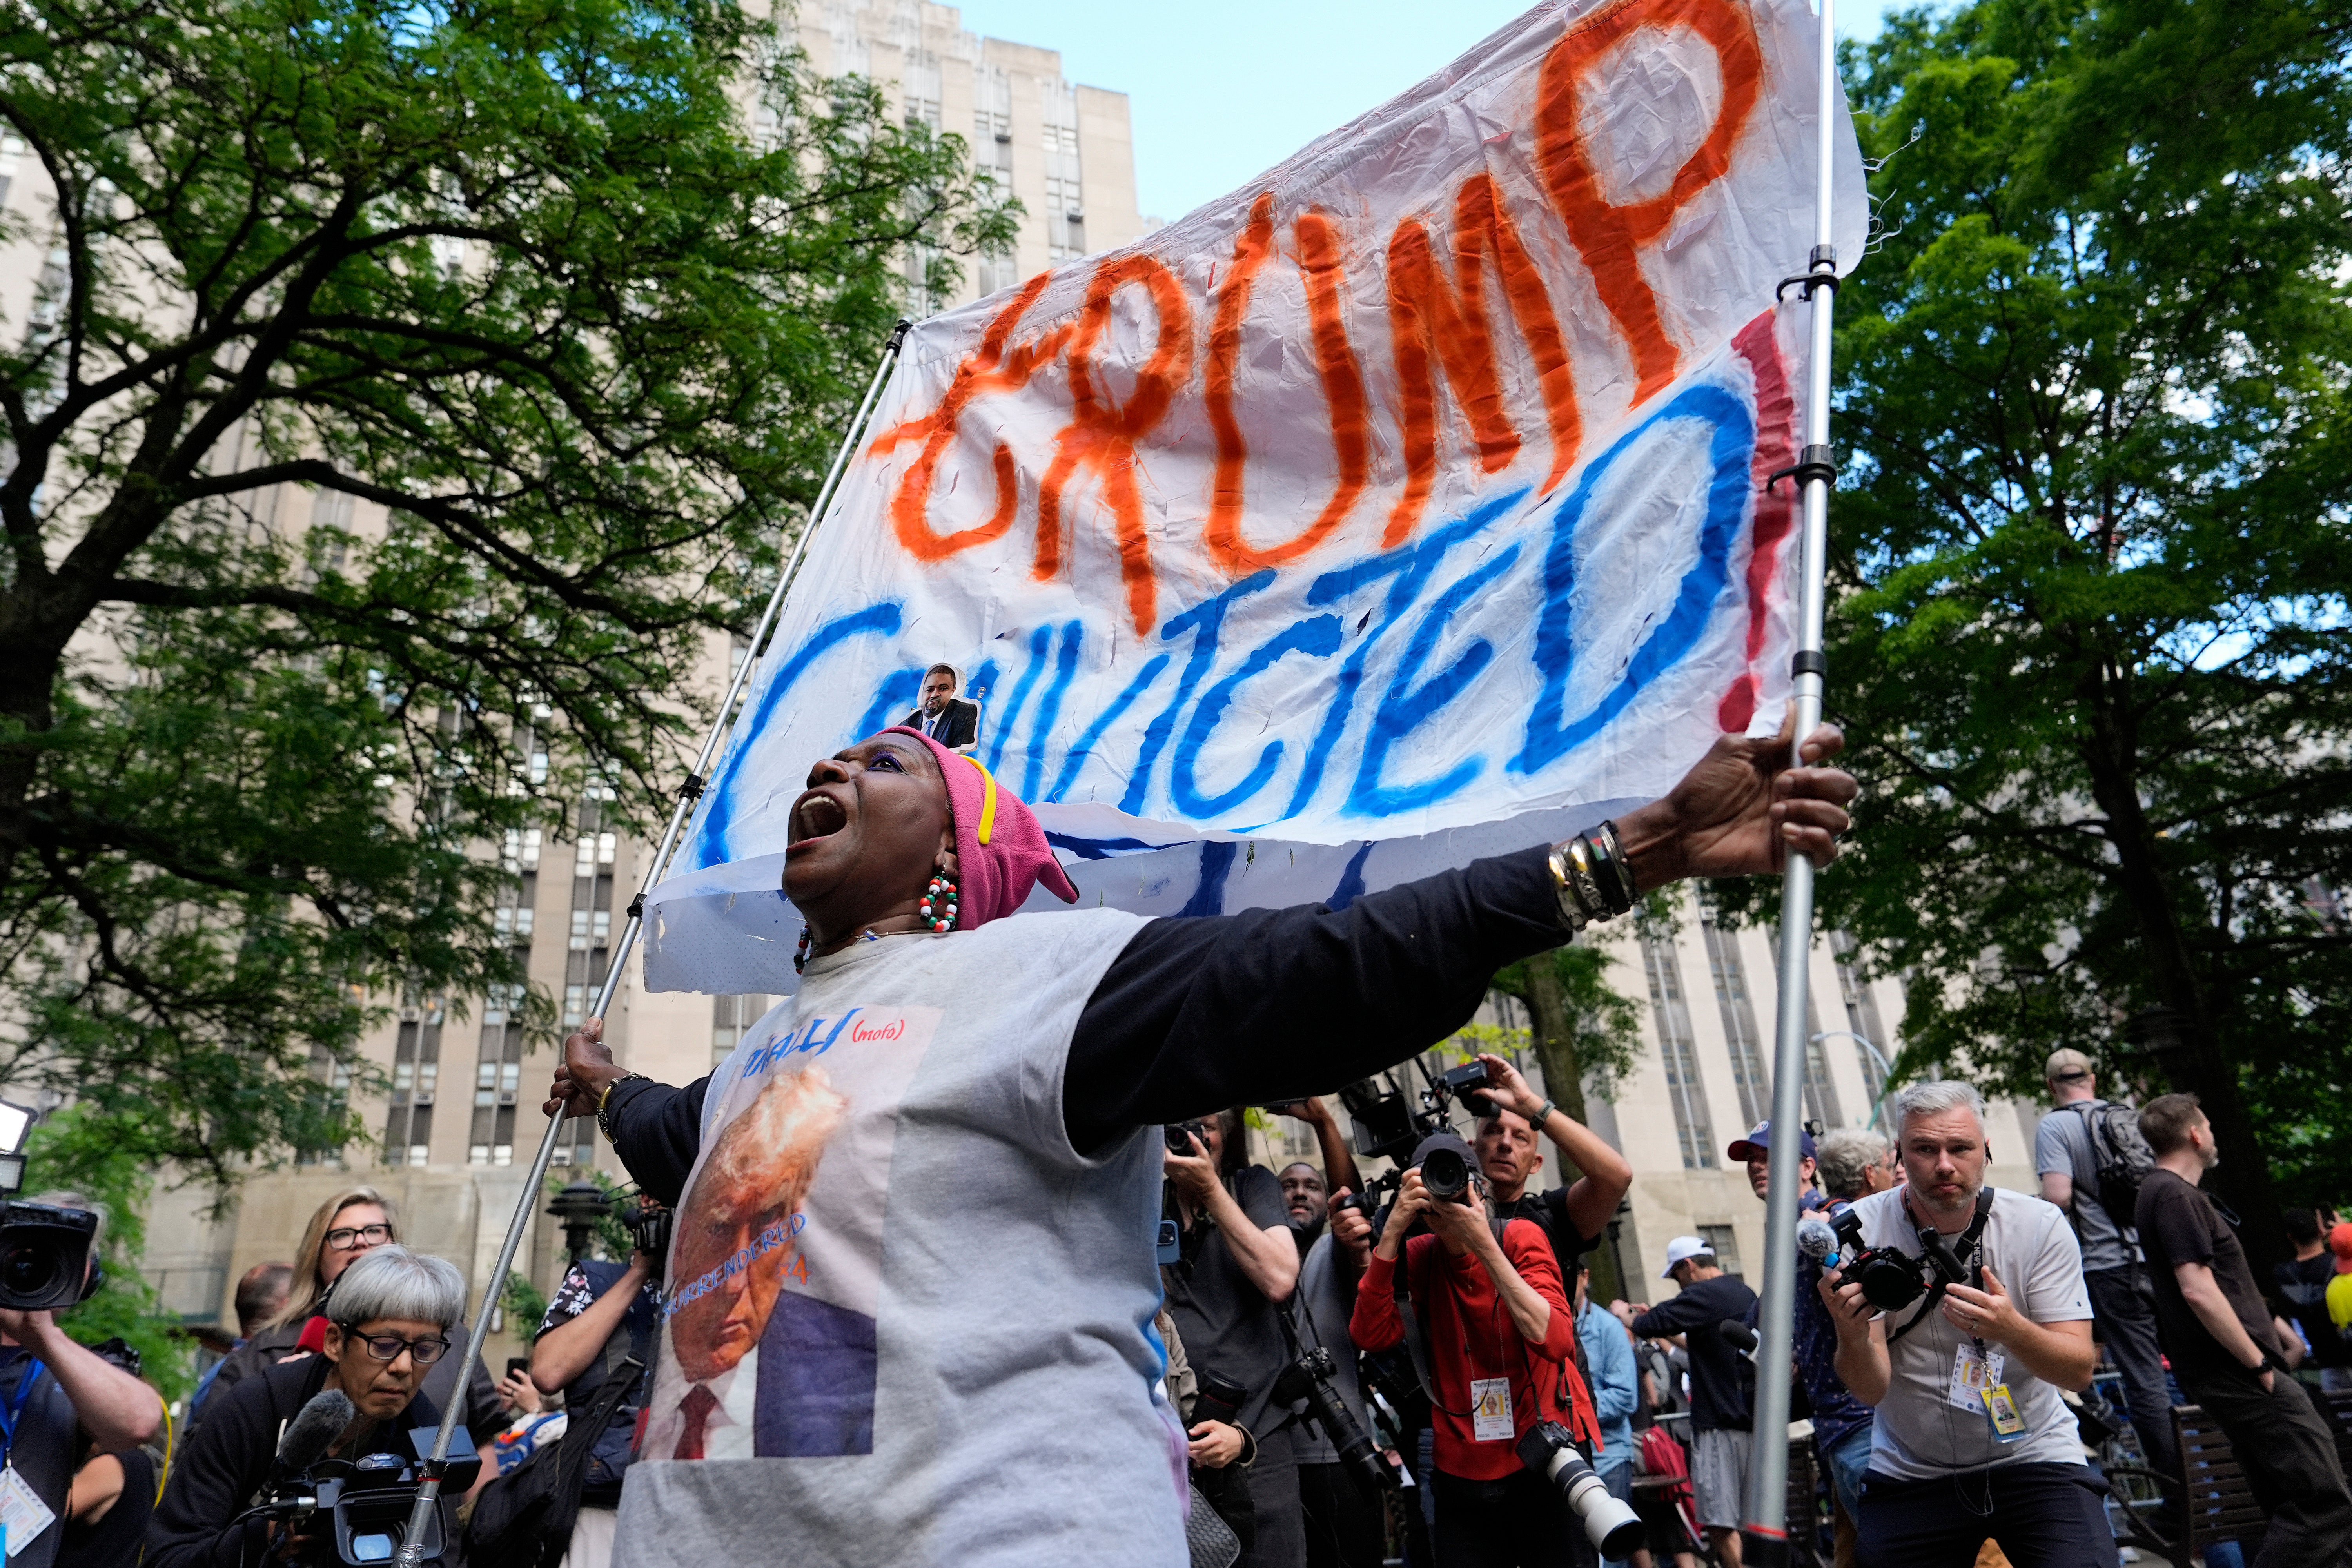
[[1886, 1189, 1996, 1348]]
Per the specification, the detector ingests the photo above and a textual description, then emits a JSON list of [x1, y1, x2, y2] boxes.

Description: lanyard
[[0, 1358, 47, 1467]]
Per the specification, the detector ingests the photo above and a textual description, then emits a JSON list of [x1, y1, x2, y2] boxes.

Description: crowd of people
[[7, 713, 2351, 1568]]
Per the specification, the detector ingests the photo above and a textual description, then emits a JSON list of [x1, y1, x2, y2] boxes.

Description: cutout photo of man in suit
[[902, 664, 979, 751]]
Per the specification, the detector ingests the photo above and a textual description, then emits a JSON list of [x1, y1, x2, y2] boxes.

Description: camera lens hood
[[1411, 1131, 1479, 1201]]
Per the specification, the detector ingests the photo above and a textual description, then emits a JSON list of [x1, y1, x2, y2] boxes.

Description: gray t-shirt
[[2033, 1101, 2131, 1272], [1290, 1230, 1372, 1467], [616, 907, 1187, 1568], [1849, 1185, 2092, 1481]]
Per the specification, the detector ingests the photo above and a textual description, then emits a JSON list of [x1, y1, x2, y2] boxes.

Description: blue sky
[[946, 0, 1912, 223]]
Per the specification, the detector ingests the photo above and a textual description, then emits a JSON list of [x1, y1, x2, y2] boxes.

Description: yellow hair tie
[[957, 753, 998, 846]]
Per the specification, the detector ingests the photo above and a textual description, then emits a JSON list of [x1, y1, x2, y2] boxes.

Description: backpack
[[2067, 1100, 2155, 1224], [465, 1310, 647, 1566]]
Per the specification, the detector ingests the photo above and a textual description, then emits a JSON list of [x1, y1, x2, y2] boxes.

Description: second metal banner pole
[[1743, 0, 1842, 1557]]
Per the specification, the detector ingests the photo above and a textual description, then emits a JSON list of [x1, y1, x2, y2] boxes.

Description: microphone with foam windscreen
[[274, 1388, 357, 1479], [1719, 1318, 1759, 1362], [1797, 1216, 1840, 1268]]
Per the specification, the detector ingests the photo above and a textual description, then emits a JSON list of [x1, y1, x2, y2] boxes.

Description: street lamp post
[[548, 1178, 613, 1261], [1810, 1028, 1895, 1129]]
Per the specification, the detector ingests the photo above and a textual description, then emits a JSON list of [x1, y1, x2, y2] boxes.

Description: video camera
[[0, 1200, 102, 1312], [1327, 1063, 1494, 1240], [246, 1389, 479, 1566], [0, 1100, 103, 1312], [620, 1199, 671, 1262]]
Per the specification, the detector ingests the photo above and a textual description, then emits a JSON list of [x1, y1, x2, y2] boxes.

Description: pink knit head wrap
[[882, 727, 1077, 927]]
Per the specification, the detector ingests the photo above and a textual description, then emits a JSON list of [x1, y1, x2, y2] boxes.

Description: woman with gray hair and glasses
[[149, 1246, 470, 1568]]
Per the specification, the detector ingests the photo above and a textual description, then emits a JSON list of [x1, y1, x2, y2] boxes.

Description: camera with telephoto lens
[[252, 1392, 479, 1566], [1828, 1206, 1970, 1312], [621, 1200, 672, 1262], [0, 1199, 102, 1312], [1272, 1342, 1394, 1495], [1519, 1421, 1645, 1558]]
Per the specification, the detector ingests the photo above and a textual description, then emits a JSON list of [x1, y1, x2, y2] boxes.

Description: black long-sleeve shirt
[[147, 1355, 450, 1568], [1630, 1274, 1759, 1432], [603, 846, 1567, 1196]]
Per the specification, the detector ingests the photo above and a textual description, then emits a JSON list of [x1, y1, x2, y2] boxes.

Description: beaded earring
[[793, 925, 813, 975], [918, 871, 959, 933]]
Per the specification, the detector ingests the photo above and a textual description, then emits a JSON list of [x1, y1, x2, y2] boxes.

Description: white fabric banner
[[644, 0, 1864, 995]]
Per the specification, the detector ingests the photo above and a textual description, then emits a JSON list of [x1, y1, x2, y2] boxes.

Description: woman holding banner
[[544, 717, 1854, 1568]]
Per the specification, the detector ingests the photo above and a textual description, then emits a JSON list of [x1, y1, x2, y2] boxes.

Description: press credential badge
[[1471, 1377, 1514, 1443], [0, 1465, 58, 1557], [1947, 1341, 2004, 1412]]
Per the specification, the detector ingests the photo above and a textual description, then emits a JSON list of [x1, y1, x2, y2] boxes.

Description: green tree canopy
[[1790, 0, 2352, 1261], [0, 0, 1015, 1177]]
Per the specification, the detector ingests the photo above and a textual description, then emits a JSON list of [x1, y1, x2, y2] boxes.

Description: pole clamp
[[1765, 443, 1837, 494], [887, 318, 913, 350], [678, 773, 706, 802], [1791, 649, 1828, 681], [626, 893, 646, 921], [1775, 244, 1841, 302]]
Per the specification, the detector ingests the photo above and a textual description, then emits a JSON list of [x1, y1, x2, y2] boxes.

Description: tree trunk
[[2080, 668, 2288, 1271], [1519, 956, 1624, 1305]]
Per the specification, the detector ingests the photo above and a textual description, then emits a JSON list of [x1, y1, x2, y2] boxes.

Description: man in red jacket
[[1351, 1160, 1600, 1567]]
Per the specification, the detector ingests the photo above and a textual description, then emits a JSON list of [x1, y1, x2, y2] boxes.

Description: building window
[[1042, 83, 1085, 261], [1639, 936, 1716, 1170], [385, 1004, 443, 1167], [1698, 1223, 1743, 1280], [972, 65, 1016, 296], [712, 994, 773, 1068], [1699, 917, 1770, 1126]]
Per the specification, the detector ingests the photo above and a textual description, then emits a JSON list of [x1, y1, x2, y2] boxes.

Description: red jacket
[[1349, 1217, 1601, 1480]]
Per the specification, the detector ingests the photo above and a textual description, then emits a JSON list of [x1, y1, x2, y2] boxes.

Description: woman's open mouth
[[790, 792, 849, 847]]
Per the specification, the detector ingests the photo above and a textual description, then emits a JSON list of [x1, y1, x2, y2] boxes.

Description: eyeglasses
[[324, 1223, 393, 1250], [340, 1329, 450, 1365]]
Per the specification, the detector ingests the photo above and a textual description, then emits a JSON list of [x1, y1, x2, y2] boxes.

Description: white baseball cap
[[1661, 1235, 1715, 1278]]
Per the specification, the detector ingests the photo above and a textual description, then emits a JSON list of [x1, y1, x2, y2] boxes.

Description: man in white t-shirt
[[1818, 1080, 2109, 1568]]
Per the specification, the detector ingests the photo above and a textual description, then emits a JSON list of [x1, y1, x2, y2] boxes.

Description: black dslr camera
[[1164, 1119, 1211, 1156], [621, 1200, 672, 1262], [252, 1390, 479, 1566], [0, 1199, 102, 1312], [1271, 1310, 1397, 1496], [1828, 1205, 1975, 1312]]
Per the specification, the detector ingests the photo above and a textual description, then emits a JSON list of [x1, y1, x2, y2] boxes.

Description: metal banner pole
[[1742, 0, 1841, 1557], [390, 318, 911, 1566]]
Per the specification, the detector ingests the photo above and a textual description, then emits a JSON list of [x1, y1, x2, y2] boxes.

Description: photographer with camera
[[483, 1197, 668, 1568], [0, 1191, 162, 1568], [1815, 1082, 2104, 1568], [1165, 1111, 1307, 1568], [1348, 1151, 1612, 1568], [150, 1245, 472, 1568], [1290, 1167, 1383, 1568]]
